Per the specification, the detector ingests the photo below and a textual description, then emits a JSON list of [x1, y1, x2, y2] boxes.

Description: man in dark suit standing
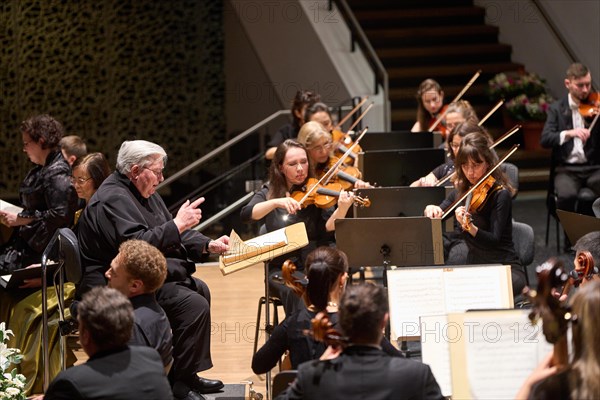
[[277, 283, 443, 400], [43, 287, 173, 400], [541, 63, 600, 216]]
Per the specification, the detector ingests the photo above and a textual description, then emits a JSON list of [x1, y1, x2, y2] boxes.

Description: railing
[[329, 0, 390, 131], [531, 1, 579, 65]]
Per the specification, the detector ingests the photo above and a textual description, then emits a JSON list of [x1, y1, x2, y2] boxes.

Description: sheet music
[[464, 310, 553, 399], [443, 266, 505, 312], [221, 228, 288, 266], [388, 269, 445, 338], [0, 199, 23, 214], [420, 315, 452, 397]]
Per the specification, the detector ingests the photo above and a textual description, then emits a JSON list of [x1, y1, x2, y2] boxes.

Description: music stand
[[556, 209, 600, 245], [219, 223, 308, 400], [354, 187, 447, 218], [358, 148, 445, 187], [359, 130, 443, 151]]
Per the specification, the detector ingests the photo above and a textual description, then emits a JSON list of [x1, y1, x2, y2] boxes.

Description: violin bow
[[334, 96, 368, 131], [429, 70, 482, 132], [295, 127, 369, 205], [478, 100, 504, 126], [436, 125, 521, 187], [323, 127, 369, 186], [346, 102, 374, 133], [588, 110, 600, 132], [441, 144, 519, 220]]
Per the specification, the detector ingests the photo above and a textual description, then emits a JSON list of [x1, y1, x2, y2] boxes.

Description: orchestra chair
[[271, 370, 297, 398], [512, 220, 534, 286], [501, 162, 519, 199], [41, 228, 82, 391]]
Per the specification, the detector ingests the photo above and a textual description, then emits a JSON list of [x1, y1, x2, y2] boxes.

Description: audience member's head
[[77, 287, 134, 355], [21, 114, 64, 150], [106, 239, 167, 297], [60, 135, 88, 165], [339, 283, 388, 345]]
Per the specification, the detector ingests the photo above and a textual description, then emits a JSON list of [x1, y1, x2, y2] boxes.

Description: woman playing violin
[[297, 121, 371, 189], [240, 140, 354, 314], [411, 78, 445, 132], [424, 133, 527, 297]]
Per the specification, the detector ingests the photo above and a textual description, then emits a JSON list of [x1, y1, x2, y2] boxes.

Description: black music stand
[[335, 217, 444, 356], [557, 209, 600, 245], [359, 130, 443, 151], [358, 148, 445, 187], [354, 187, 447, 218]]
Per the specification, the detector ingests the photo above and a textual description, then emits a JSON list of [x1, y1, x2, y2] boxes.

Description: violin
[[331, 103, 373, 165], [282, 259, 309, 306], [304, 311, 348, 350], [461, 175, 501, 231], [289, 178, 371, 209], [524, 259, 573, 367], [579, 92, 600, 119], [319, 156, 364, 191]]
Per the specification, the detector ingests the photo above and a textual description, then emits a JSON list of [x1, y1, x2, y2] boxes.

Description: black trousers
[[157, 277, 212, 386], [554, 165, 600, 214]]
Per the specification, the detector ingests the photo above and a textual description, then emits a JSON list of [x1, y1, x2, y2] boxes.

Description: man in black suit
[[541, 63, 600, 215], [44, 287, 173, 400], [277, 283, 443, 400]]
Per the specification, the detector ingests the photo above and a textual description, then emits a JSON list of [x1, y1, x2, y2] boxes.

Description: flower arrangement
[[0, 323, 26, 400], [488, 71, 553, 121]]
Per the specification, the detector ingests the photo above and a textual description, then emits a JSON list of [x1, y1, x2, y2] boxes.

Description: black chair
[[41, 228, 82, 391], [272, 370, 297, 398], [512, 220, 535, 286]]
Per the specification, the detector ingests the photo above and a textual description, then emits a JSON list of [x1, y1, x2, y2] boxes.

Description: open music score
[[218, 222, 308, 275], [0, 199, 23, 215]]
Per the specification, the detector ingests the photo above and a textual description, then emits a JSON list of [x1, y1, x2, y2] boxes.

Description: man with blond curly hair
[[106, 239, 173, 372]]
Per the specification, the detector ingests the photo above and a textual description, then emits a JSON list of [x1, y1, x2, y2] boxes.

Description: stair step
[[355, 7, 485, 28], [378, 43, 513, 67], [389, 82, 489, 103], [391, 102, 499, 129], [365, 25, 500, 47], [388, 62, 524, 86]]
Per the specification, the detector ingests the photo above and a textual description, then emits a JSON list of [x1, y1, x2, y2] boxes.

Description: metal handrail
[[531, 1, 579, 65], [194, 192, 255, 232], [157, 109, 290, 190], [329, 0, 390, 131]]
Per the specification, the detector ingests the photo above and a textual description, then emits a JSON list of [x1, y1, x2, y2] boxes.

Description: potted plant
[[0, 322, 26, 400], [488, 71, 554, 150]]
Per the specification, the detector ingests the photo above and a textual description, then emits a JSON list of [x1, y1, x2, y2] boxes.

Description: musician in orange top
[[424, 133, 526, 297], [297, 121, 371, 189], [411, 79, 445, 132]]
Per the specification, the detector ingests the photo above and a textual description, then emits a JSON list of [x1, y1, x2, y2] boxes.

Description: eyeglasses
[[71, 176, 92, 185], [309, 141, 333, 153], [144, 166, 164, 179]]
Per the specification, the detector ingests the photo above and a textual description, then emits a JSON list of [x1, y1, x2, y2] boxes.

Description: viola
[[559, 250, 598, 297], [304, 311, 348, 350], [579, 92, 600, 119], [524, 259, 572, 367]]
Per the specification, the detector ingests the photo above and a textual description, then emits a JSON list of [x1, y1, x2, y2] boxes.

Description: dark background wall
[[0, 0, 224, 197]]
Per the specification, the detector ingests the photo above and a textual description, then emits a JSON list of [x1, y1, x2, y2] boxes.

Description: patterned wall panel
[[0, 0, 224, 196]]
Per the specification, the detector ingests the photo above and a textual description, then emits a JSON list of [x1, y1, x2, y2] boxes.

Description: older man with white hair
[[77, 140, 228, 400]]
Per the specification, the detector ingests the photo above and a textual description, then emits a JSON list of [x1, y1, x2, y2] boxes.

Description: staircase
[[347, 0, 523, 132], [346, 0, 549, 194]]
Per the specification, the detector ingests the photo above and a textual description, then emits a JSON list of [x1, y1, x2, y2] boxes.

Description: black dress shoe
[[189, 376, 224, 394], [178, 390, 206, 400]]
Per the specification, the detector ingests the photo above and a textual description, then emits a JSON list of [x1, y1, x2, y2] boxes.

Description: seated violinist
[[424, 133, 527, 297], [516, 280, 600, 400], [276, 283, 443, 400], [297, 121, 371, 189], [411, 78, 445, 133], [240, 140, 354, 315], [540, 63, 600, 216], [252, 247, 400, 375], [411, 121, 488, 187], [304, 102, 334, 132]]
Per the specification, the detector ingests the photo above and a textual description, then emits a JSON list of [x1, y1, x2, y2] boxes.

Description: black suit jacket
[[44, 345, 173, 400], [277, 345, 443, 400], [540, 96, 600, 166]]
